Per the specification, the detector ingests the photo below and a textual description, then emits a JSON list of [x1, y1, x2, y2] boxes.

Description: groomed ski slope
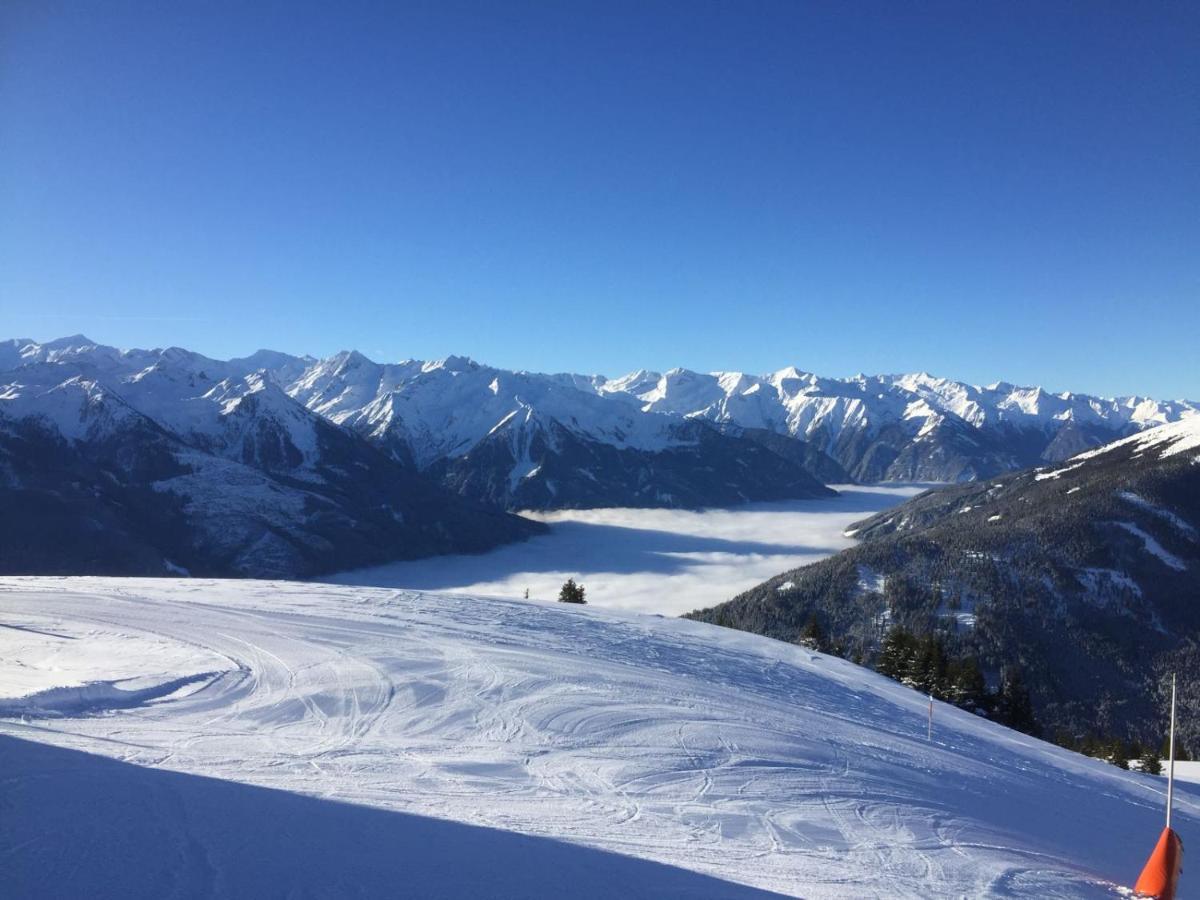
[[1, 578, 1194, 899]]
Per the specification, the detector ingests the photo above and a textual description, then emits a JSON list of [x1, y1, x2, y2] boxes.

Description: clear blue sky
[[2, 1, 1197, 398]]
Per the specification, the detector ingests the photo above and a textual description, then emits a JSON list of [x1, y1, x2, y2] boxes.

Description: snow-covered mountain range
[[270, 343, 1200, 489], [595, 367, 1199, 482], [285, 349, 837, 507], [268, 346, 1200, 485], [5, 336, 1198, 484], [2, 334, 1197, 578], [0, 336, 542, 578]]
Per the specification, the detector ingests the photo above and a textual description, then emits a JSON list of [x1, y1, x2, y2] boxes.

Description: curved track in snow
[[1, 576, 1194, 898]]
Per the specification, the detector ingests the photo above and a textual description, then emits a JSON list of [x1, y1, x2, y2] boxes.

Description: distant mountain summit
[[242, 340, 1200, 493]]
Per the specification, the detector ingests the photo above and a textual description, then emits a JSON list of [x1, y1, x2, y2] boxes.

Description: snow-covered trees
[[873, 626, 1039, 735]]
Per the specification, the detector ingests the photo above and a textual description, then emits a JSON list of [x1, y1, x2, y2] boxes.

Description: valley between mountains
[[3, 336, 1199, 897], [3, 334, 1197, 580]]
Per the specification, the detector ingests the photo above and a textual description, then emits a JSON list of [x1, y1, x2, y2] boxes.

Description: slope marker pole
[[927, 694, 933, 742], [1166, 673, 1176, 830]]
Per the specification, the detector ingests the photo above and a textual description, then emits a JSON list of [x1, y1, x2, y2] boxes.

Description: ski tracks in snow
[[0, 577, 1188, 898]]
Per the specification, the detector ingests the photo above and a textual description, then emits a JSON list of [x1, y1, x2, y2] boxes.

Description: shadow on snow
[[0, 734, 785, 899]]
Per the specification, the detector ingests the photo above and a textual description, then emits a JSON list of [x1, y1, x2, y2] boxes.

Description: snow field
[[0, 576, 1195, 899]]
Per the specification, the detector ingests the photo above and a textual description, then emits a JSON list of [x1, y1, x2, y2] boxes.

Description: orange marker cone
[[1133, 673, 1184, 899], [1133, 826, 1183, 899]]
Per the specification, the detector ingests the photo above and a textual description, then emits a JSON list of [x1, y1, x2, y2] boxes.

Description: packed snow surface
[[0, 618, 226, 708], [333, 485, 925, 614], [1173, 761, 1200, 786], [2, 577, 1194, 899]]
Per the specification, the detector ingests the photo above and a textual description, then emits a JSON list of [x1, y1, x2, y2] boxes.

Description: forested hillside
[[689, 419, 1200, 754]]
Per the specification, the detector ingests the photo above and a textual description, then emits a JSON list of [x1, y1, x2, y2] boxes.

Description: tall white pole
[[927, 694, 933, 742], [1166, 673, 1176, 830]]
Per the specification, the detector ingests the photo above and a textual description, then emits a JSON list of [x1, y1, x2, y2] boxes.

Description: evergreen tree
[[907, 635, 948, 696], [799, 613, 825, 651], [558, 578, 587, 604], [995, 668, 1041, 737], [1109, 738, 1130, 770], [876, 627, 916, 679], [1158, 734, 1191, 761], [946, 656, 988, 711], [1140, 748, 1163, 776]]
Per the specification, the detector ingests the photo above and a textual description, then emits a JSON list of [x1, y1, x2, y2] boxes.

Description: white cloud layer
[[330, 485, 926, 614]]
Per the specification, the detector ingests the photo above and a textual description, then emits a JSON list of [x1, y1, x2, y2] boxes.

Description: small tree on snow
[[1139, 747, 1163, 776], [558, 578, 586, 604], [798, 613, 825, 651]]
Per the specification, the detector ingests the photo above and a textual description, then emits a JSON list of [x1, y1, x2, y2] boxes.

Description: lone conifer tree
[[558, 578, 586, 604], [995, 668, 1041, 737], [1139, 747, 1163, 776], [798, 613, 825, 651]]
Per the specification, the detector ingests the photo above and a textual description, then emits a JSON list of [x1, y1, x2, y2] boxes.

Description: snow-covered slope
[[1069, 413, 1200, 464], [2, 577, 1194, 898]]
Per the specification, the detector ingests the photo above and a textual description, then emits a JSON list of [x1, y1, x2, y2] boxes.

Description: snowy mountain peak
[[768, 365, 811, 386], [328, 349, 376, 375], [603, 368, 661, 396], [229, 348, 310, 377], [424, 354, 477, 374], [0, 372, 144, 442], [1071, 412, 1200, 464], [45, 333, 94, 347]]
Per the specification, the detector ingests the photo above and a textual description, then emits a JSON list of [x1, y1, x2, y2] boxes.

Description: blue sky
[[2, 1, 1197, 398]]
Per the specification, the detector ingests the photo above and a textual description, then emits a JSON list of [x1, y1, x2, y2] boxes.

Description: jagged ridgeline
[[688, 418, 1200, 754], [0, 336, 834, 579], [4, 335, 1199, 582], [0, 339, 544, 578]]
